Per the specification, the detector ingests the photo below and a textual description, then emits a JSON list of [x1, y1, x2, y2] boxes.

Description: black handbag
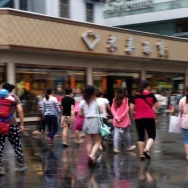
[[38, 116, 46, 133]]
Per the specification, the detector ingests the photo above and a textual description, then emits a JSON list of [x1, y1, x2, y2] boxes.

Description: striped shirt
[[42, 96, 61, 116]]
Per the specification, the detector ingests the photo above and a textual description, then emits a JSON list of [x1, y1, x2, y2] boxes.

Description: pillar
[[141, 70, 146, 80], [185, 73, 188, 87], [87, 67, 93, 85], [14, 0, 20, 9], [7, 62, 16, 94]]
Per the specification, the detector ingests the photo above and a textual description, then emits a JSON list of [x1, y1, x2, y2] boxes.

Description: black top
[[61, 96, 75, 116]]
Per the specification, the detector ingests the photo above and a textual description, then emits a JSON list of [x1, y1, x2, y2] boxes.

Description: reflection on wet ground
[[1, 117, 188, 187]]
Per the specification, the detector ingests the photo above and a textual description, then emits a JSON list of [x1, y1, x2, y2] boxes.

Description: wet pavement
[[1, 116, 188, 188]]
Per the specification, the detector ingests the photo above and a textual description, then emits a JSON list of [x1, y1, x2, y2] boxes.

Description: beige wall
[[0, 10, 188, 63]]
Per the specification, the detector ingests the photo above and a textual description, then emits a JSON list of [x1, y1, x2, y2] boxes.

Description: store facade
[[1, 9, 188, 123]]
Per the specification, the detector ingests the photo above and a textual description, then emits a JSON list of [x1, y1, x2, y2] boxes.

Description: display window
[[16, 66, 86, 115], [0, 66, 6, 84], [146, 72, 184, 95], [93, 70, 140, 103]]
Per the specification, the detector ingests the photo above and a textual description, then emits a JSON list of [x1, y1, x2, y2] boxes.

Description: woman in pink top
[[130, 80, 160, 160], [111, 87, 136, 153], [179, 86, 188, 160]]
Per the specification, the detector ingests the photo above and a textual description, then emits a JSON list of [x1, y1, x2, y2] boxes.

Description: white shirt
[[79, 100, 100, 117], [97, 98, 109, 119], [160, 96, 168, 106]]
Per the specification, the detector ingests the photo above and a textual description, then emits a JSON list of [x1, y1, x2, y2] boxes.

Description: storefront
[[1, 9, 188, 123]]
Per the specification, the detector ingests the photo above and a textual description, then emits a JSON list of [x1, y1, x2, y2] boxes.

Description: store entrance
[[104, 76, 133, 104]]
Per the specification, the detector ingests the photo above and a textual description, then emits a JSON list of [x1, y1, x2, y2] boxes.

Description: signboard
[[104, 0, 188, 19], [105, 0, 153, 14]]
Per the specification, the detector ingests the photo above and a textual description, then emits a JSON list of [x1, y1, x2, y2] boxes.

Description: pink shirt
[[131, 92, 156, 119], [111, 98, 130, 128], [179, 96, 188, 129]]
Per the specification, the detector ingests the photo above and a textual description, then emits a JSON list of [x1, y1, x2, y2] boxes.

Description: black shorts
[[135, 118, 156, 141]]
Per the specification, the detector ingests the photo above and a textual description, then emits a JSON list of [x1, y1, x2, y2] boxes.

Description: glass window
[[20, 0, 27, 11], [146, 72, 184, 95], [16, 66, 86, 115], [0, 66, 6, 84], [60, 0, 69, 18], [1, 0, 13, 8], [86, 3, 94, 22], [94, 70, 140, 103]]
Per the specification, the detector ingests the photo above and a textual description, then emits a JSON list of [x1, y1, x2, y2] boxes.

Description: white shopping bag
[[169, 113, 183, 134]]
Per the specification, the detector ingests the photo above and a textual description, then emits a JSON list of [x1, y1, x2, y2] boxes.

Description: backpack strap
[[140, 95, 153, 109]]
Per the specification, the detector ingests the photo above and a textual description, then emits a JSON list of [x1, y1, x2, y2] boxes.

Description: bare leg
[[86, 134, 94, 156], [62, 127, 69, 145], [145, 138, 154, 151], [89, 134, 101, 159], [137, 141, 145, 155]]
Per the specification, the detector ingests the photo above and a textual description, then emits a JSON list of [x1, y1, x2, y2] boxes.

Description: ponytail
[[45, 87, 53, 101]]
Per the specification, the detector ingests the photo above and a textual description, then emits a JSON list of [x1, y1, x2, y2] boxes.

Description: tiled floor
[[0, 116, 188, 188]]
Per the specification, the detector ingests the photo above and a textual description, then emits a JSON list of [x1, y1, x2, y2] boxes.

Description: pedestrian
[[96, 88, 113, 151], [42, 87, 61, 145], [169, 91, 176, 115], [61, 86, 75, 147], [111, 86, 136, 154], [160, 92, 168, 116], [79, 85, 103, 166], [73, 87, 84, 144], [130, 80, 160, 160], [179, 86, 188, 161], [0, 83, 27, 174]]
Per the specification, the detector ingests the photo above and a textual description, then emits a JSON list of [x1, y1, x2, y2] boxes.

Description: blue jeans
[[45, 115, 58, 139], [183, 129, 188, 144], [113, 126, 132, 149]]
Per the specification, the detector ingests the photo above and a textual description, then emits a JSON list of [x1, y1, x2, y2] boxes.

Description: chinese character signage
[[82, 31, 168, 58]]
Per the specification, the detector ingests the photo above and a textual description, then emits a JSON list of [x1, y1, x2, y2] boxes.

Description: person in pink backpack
[[73, 88, 84, 144], [111, 87, 136, 153]]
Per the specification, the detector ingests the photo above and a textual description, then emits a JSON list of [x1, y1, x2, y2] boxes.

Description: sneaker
[[15, 164, 27, 173], [74, 139, 84, 144], [0, 168, 6, 176], [113, 148, 120, 154], [127, 145, 136, 151]]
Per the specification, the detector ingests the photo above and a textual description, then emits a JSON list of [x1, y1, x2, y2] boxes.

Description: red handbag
[[73, 114, 84, 131]]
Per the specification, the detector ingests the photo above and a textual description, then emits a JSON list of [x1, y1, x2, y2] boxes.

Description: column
[[185, 73, 188, 87], [87, 67, 93, 85], [141, 70, 146, 80], [14, 0, 20, 9], [7, 62, 16, 94]]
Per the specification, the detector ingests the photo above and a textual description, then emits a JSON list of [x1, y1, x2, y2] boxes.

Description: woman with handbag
[[79, 85, 103, 166], [42, 87, 61, 145], [130, 80, 160, 160], [0, 83, 27, 174], [111, 87, 136, 154], [179, 86, 188, 161]]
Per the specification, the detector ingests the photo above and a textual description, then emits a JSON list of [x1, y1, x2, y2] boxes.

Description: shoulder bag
[[96, 103, 110, 137]]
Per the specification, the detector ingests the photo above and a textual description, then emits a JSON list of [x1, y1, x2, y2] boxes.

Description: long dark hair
[[138, 80, 150, 94], [83, 85, 95, 105], [2, 82, 15, 93], [114, 87, 126, 108], [186, 86, 188, 103], [45, 87, 53, 100]]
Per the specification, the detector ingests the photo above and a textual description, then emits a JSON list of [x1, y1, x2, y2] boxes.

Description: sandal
[[140, 153, 145, 161], [143, 149, 151, 160]]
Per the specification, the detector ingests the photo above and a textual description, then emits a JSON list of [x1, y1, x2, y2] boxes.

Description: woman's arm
[[71, 105, 75, 116], [79, 108, 84, 116], [106, 103, 111, 114], [154, 101, 160, 110], [99, 105, 103, 114], [16, 104, 24, 132], [118, 100, 129, 120], [129, 103, 135, 120]]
